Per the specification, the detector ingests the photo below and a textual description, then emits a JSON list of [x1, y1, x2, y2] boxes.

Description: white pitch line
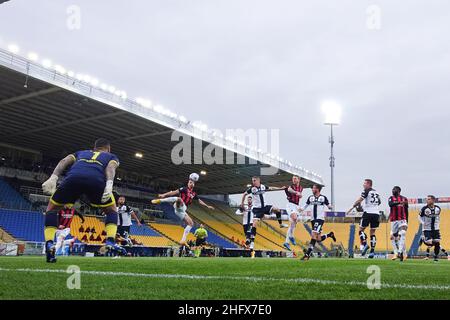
[[1, 267, 449, 291]]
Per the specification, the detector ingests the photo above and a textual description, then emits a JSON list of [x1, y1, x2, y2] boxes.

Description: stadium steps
[[187, 207, 274, 250], [318, 222, 350, 253], [151, 203, 241, 248], [190, 204, 286, 250], [213, 202, 294, 248], [262, 220, 307, 251], [210, 205, 290, 251], [149, 222, 197, 244], [184, 208, 246, 248], [0, 226, 15, 242], [0, 177, 32, 210]]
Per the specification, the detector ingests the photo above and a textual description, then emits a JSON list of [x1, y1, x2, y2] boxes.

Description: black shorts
[[195, 238, 206, 246], [243, 224, 256, 236], [252, 206, 273, 219], [50, 175, 115, 208], [311, 219, 324, 233], [117, 225, 130, 237], [360, 213, 380, 229], [423, 230, 441, 242]]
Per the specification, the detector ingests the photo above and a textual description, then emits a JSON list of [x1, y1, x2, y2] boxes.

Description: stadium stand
[[440, 209, 450, 250], [0, 209, 44, 242], [0, 226, 15, 243], [149, 222, 197, 244], [0, 177, 32, 210]]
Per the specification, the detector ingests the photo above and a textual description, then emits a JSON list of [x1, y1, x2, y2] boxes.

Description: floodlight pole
[[326, 123, 336, 211]]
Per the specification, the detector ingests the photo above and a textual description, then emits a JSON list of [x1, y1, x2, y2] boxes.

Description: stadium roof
[[0, 48, 324, 194]]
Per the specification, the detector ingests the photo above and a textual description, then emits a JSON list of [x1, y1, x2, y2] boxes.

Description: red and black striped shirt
[[388, 195, 409, 221], [58, 208, 77, 228], [285, 184, 303, 205], [179, 186, 198, 207]]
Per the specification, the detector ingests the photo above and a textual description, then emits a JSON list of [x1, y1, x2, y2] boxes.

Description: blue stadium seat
[[0, 209, 44, 242], [129, 223, 162, 237], [0, 177, 32, 210]]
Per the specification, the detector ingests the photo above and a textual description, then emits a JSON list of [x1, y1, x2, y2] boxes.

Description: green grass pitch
[[0, 256, 449, 300]]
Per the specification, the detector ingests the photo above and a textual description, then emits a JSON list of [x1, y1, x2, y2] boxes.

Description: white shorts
[[286, 202, 303, 222], [390, 220, 408, 235], [55, 228, 71, 240], [286, 202, 300, 215], [173, 202, 187, 220]]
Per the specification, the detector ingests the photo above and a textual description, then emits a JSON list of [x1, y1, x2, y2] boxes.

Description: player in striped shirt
[[235, 195, 257, 258], [283, 175, 303, 251], [388, 186, 409, 261], [299, 184, 336, 260], [240, 176, 288, 229], [418, 195, 442, 262], [152, 176, 215, 247]]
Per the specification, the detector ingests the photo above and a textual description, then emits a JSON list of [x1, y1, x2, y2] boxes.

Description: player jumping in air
[[152, 176, 215, 247], [283, 175, 303, 251], [347, 179, 381, 259], [388, 186, 409, 261], [41, 138, 121, 263], [300, 184, 336, 260], [240, 176, 288, 230], [235, 195, 257, 258], [418, 195, 442, 262]]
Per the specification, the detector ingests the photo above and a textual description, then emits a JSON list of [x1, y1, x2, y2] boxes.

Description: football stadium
[[0, 46, 449, 301], [0, 1, 449, 306]]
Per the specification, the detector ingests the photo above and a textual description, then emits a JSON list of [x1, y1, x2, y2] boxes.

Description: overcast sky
[[1, 0, 449, 210]]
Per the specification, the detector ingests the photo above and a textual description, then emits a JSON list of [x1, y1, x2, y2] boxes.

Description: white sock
[[285, 221, 296, 242], [55, 237, 64, 254], [250, 241, 254, 249], [160, 197, 178, 203], [391, 239, 398, 254], [181, 225, 192, 242], [398, 231, 406, 253]]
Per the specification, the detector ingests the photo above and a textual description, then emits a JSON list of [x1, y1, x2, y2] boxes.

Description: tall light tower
[[322, 100, 342, 211]]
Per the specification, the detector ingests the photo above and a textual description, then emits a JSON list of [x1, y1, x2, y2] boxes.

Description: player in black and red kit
[[388, 186, 409, 261], [283, 175, 303, 251], [152, 176, 215, 246], [54, 205, 85, 255]]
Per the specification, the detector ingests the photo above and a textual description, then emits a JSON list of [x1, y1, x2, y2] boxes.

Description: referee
[[193, 224, 208, 258], [117, 195, 142, 237]]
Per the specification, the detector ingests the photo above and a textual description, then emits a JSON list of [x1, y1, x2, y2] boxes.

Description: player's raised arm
[[240, 191, 249, 208], [101, 160, 119, 203], [346, 196, 364, 214], [198, 198, 214, 210], [158, 189, 180, 199], [267, 185, 286, 191], [42, 154, 76, 195]]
